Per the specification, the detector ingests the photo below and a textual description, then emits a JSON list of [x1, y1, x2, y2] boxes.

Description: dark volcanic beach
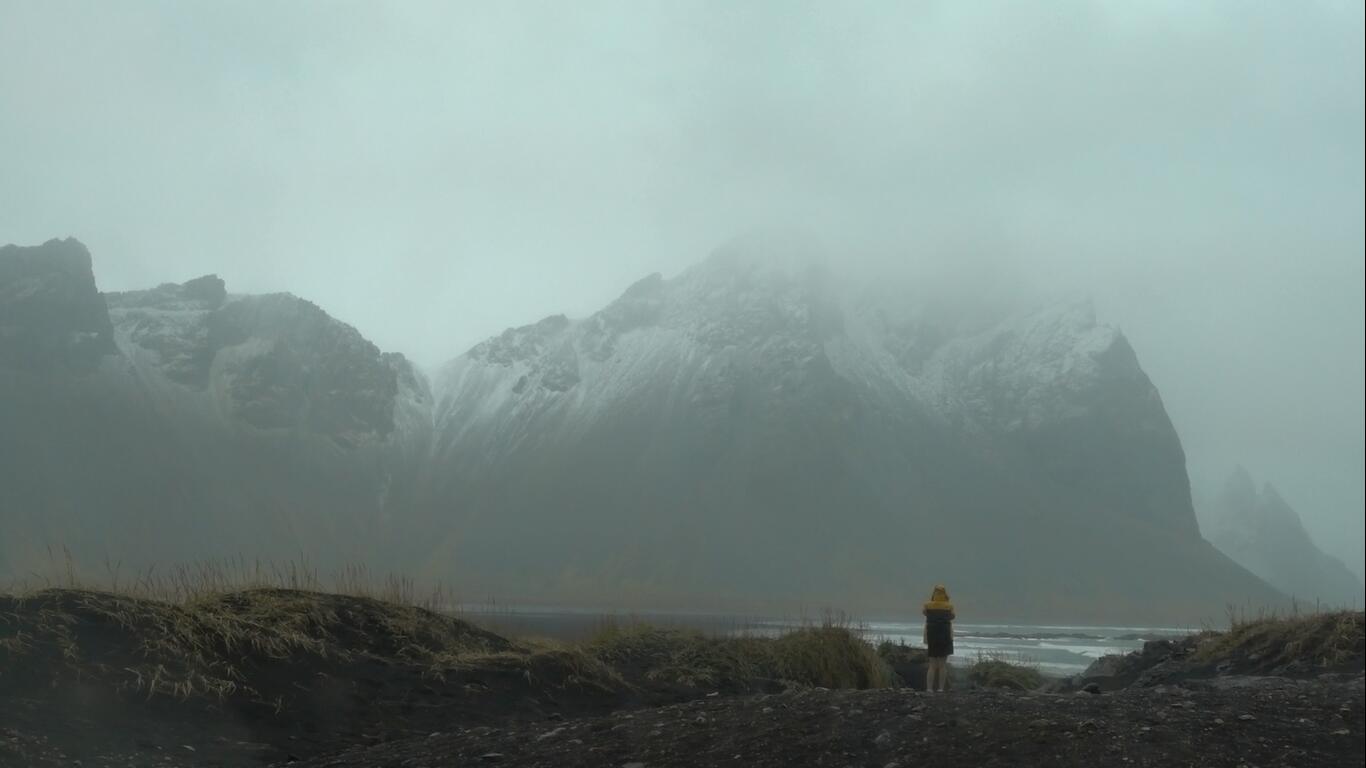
[[296, 677, 1366, 768]]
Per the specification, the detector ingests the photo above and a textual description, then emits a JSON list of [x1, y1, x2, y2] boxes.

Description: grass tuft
[[585, 616, 894, 691], [965, 651, 1043, 690]]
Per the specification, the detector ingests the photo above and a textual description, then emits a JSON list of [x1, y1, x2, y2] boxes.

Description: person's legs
[[927, 657, 944, 692]]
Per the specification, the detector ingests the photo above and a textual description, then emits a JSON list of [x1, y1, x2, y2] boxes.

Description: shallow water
[[456, 606, 1195, 677], [740, 619, 1195, 676]]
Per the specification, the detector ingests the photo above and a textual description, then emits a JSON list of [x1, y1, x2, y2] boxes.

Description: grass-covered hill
[[0, 581, 892, 766]]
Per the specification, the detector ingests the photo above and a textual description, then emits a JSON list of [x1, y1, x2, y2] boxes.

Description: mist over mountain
[[1, 238, 425, 574], [1198, 467, 1364, 608], [2, 237, 1282, 622]]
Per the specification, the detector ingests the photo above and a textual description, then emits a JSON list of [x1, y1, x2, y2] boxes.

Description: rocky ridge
[[1199, 468, 1364, 607]]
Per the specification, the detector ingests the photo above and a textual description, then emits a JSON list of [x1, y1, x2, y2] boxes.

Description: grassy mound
[[586, 620, 894, 693], [1, 582, 899, 764], [769, 625, 893, 689], [1194, 610, 1364, 671], [965, 654, 1044, 690], [0, 586, 636, 766], [1079, 610, 1366, 690], [1, 550, 903, 765], [0, 587, 519, 700]]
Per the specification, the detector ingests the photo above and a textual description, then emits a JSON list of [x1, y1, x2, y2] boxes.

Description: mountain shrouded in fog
[[0, 238, 429, 572], [2, 237, 1281, 622], [1199, 467, 1363, 608]]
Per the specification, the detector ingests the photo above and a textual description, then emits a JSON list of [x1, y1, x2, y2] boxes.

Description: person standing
[[922, 584, 955, 692]]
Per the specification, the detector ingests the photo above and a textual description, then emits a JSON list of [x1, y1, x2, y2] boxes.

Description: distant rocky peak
[[926, 298, 1128, 395], [1, 237, 95, 277], [1213, 468, 1256, 518], [619, 271, 664, 299], [1259, 482, 1290, 510], [106, 274, 226, 313], [99, 270, 401, 440], [1204, 466, 1363, 604], [1211, 469, 1307, 535], [180, 274, 227, 306], [579, 277, 667, 358], [105, 275, 232, 386], [1226, 464, 1256, 493], [0, 237, 116, 369], [468, 313, 573, 366], [1254, 482, 1310, 537]]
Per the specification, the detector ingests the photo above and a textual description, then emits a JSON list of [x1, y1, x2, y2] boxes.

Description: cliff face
[[1, 238, 1282, 622], [0, 239, 115, 370], [1200, 468, 1363, 607]]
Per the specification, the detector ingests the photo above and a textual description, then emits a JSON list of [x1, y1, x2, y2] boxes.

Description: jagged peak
[[107, 273, 227, 312], [1, 237, 94, 277], [1216, 469, 1305, 533], [619, 272, 664, 299], [1, 237, 116, 368], [1228, 464, 1255, 487], [464, 313, 573, 365], [937, 296, 1122, 373], [180, 274, 226, 306], [1216, 467, 1261, 515], [1258, 483, 1297, 519]]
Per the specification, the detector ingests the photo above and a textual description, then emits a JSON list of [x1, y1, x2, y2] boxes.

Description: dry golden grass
[[1, 550, 481, 701], [965, 651, 1044, 690], [585, 616, 894, 691], [1194, 609, 1364, 668], [5, 547, 452, 611], [0, 582, 509, 703], [3, 552, 896, 700]]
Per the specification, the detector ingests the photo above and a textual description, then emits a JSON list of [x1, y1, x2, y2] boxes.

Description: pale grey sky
[[2, 1, 1362, 575]]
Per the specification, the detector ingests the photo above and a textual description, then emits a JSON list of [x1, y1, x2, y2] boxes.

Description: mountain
[[1, 237, 1281, 622], [1198, 468, 1363, 608], [424, 240, 1278, 622], [0, 238, 430, 575]]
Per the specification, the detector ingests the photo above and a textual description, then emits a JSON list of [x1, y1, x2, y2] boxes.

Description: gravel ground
[[293, 674, 1365, 768]]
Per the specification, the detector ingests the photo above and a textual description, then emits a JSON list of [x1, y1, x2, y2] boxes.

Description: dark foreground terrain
[[300, 676, 1365, 768], [1, 588, 1362, 767]]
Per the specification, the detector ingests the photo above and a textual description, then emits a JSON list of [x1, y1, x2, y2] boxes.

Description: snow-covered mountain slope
[[1199, 468, 1363, 607], [425, 242, 1275, 622], [105, 274, 421, 443]]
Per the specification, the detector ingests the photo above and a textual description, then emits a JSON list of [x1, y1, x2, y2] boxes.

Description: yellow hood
[[922, 584, 954, 613]]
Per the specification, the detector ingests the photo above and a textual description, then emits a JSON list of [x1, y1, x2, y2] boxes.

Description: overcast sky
[[2, 1, 1362, 576]]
